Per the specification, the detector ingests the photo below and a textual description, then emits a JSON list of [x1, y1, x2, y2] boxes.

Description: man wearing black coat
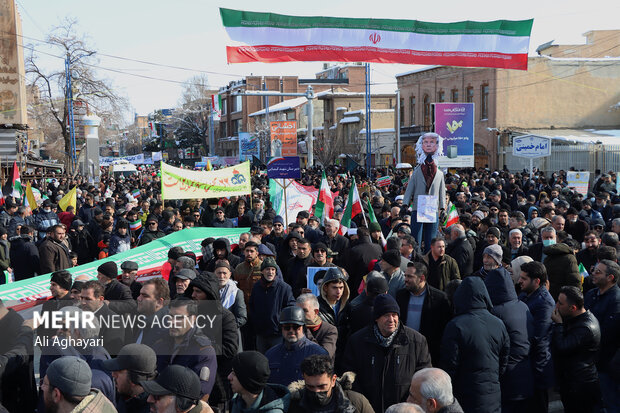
[[396, 262, 451, 366], [9, 226, 40, 281], [342, 294, 432, 413], [551, 286, 603, 413], [446, 224, 474, 278], [319, 218, 350, 267], [96, 261, 137, 315], [440, 276, 510, 413], [344, 228, 383, 294]]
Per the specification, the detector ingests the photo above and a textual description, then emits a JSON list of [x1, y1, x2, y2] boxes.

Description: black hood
[[212, 237, 232, 256], [187, 274, 220, 301], [453, 276, 493, 315], [483, 267, 517, 306]]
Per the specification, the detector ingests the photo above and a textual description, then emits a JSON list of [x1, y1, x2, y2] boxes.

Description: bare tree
[[25, 18, 127, 172], [170, 74, 214, 156]]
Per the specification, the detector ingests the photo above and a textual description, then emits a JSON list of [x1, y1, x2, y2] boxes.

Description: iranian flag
[[338, 177, 364, 235], [221, 9, 533, 70], [211, 95, 222, 121], [314, 171, 334, 225], [11, 161, 22, 198], [444, 203, 459, 228]]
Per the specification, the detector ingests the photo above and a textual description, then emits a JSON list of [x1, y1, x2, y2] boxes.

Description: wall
[[0, 0, 27, 126]]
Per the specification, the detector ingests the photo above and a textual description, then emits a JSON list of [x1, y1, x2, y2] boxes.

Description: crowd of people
[[0, 153, 618, 413]]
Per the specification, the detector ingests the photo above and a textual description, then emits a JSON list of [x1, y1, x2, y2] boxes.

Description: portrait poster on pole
[[270, 120, 297, 157]]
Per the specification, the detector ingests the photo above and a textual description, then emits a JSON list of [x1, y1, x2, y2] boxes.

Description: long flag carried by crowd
[[220, 8, 533, 70]]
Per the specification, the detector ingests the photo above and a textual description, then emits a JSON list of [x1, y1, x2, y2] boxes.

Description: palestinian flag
[[444, 203, 459, 228], [339, 177, 363, 235], [130, 219, 142, 231], [314, 171, 334, 225], [11, 161, 22, 198], [221, 9, 533, 70]]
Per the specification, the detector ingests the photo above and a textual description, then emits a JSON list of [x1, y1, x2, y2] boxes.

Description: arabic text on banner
[[0, 227, 247, 312], [161, 161, 251, 200], [567, 171, 590, 196], [434, 103, 475, 168], [270, 120, 297, 157], [417, 195, 439, 223]]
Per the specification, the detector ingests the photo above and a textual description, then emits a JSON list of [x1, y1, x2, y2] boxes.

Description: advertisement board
[[270, 120, 297, 157], [434, 103, 474, 168], [567, 171, 590, 196]]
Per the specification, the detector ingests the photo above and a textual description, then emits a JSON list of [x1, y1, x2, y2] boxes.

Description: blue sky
[[17, 0, 619, 119]]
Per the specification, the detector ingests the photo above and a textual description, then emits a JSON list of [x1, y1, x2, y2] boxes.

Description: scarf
[[420, 158, 437, 192], [373, 323, 399, 348], [306, 314, 322, 331], [219, 279, 239, 309]]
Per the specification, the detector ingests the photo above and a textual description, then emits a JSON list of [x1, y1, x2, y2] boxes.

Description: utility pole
[[65, 54, 77, 174], [365, 63, 371, 177], [396, 89, 401, 164]]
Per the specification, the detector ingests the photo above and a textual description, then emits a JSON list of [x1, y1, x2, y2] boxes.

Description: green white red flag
[[220, 9, 533, 70], [367, 198, 387, 248], [444, 203, 459, 228], [314, 171, 334, 225], [339, 177, 364, 235]]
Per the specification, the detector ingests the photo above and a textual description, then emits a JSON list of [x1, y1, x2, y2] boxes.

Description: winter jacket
[[153, 326, 218, 397], [277, 232, 302, 275], [383, 268, 406, 298], [68, 228, 97, 264], [203, 237, 242, 272], [318, 269, 350, 326], [249, 277, 295, 337], [421, 252, 461, 292], [446, 236, 474, 277], [34, 209, 59, 239], [266, 337, 328, 386], [0, 239, 9, 282], [344, 237, 383, 293], [9, 235, 40, 280], [519, 286, 556, 389], [108, 231, 131, 255], [231, 383, 290, 413], [342, 323, 432, 413], [103, 279, 136, 315], [212, 217, 235, 228], [319, 233, 350, 267], [7, 215, 25, 238], [552, 310, 601, 389], [584, 284, 620, 373], [71, 388, 117, 413], [38, 237, 70, 274], [440, 277, 510, 413], [286, 255, 314, 296], [234, 257, 264, 306], [287, 373, 374, 413], [305, 319, 338, 359], [396, 285, 452, 366], [484, 267, 534, 402], [543, 243, 581, 299], [138, 228, 165, 246]]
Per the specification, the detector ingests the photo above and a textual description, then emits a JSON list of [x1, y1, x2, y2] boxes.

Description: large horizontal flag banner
[[220, 9, 533, 70], [0, 227, 247, 312], [161, 160, 251, 199]]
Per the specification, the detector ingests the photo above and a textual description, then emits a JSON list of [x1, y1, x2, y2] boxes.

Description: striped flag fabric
[[338, 177, 364, 235], [367, 198, 387, 248], [130, 219, 142, 231], [444, 203, 459, 228], [11, 161, 22, 198], [132, 189, 141, 199], [220, 9, 533, 70], [314, 171, 334, 225]]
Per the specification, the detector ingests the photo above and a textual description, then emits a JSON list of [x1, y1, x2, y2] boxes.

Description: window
[[220, 122, 227, 138], [410, 96, 416, 125], [286, 111, 295, 120], [481, 84, 489, 120], [400, 98, 405, 127], [423, 94, 431, 127], [451, 89, 459, 102], [221, 98, 227, 115], [437, 91, 445, 102], [466, 87, 474, 103], [325, 99, 333, 114], [232, 95, 242, 113], [232, 119, 241, 136]]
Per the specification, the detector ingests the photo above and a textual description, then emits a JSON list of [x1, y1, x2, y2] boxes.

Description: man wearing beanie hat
[[250, 258, 295, 353], [37, 269, 75, 339], [43, 356, 116, 412], [342, 293, 431, 413], [97, 260, 136, 315], [379, 249, 406, 297], [229, 351, 290, 412]]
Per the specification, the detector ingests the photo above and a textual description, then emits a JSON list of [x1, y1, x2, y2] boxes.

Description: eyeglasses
[[315, 249, 327, 254], [282, 324, 302, 331], [149, 223, 157, 226]]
